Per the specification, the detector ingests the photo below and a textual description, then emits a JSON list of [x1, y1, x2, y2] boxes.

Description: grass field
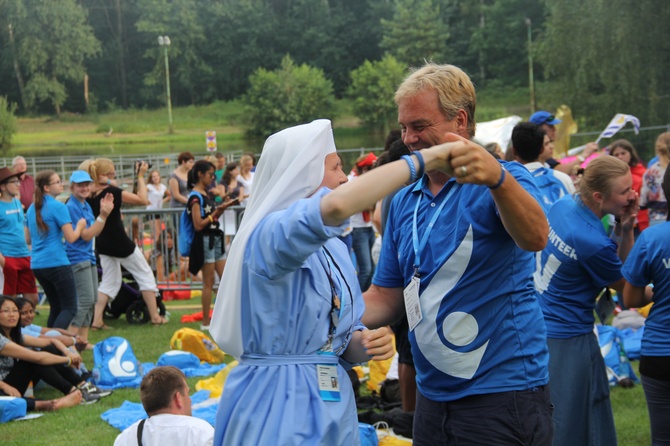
[[6, 88, 538, 158], [2, 296, 653, 445], [1, 301, 223, 446]]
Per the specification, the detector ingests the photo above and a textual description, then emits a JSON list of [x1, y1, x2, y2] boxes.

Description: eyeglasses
[[49, 180, 62, 185], [0, 308, 19, 315], [542, 115, 555, 124], [6, 179, 20, 185]]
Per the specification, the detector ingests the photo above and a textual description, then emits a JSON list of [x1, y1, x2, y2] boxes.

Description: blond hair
[[580, 156, 630, 207], [655, 132, 670, 168], [395, 63, 477, 138], [81, 158, 114, 184]]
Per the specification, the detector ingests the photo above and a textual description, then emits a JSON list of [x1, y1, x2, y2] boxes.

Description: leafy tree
[[381, 0, 450, 67], [3, 0, 101, 115], [135, 0, 215, 106], [199, 0, 282, 101], [83, 0, 148, 110], [537, 0, 670, 128], [468, 0, 546, 87], [348, 55, 407, 133], [243, 55, 335, 139], [0, 96, 17, 148]]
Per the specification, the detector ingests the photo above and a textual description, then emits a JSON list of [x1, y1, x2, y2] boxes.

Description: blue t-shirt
[[535, 195, 622, 339], [0, 198, 29, 257], [373, 161, 549, 402], [622, 222, 670, 356], [65, 196, 96, 264], [26, 196, 73, 269], [21, 324, 42, 338]]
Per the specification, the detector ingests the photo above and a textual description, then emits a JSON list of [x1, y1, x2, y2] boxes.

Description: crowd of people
[[1, 61, 669, 445], [207, 63, 668, 446], [0, 151, 254, 415]]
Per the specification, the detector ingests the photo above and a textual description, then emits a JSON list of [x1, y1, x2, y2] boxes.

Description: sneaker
[[79, 381, 112, 398], [200, 324, 210, 331], [77, 387, 101, 405]]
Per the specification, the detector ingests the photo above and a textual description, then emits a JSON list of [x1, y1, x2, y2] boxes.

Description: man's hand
[[361, 326, 394, 361], [437, 132, 502, 186]]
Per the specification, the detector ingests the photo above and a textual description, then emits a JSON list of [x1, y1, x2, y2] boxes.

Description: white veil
[[210, 119, 337, 358]]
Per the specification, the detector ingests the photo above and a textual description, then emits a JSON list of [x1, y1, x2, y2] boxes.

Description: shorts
[[203, 233, 226, 264], [3, 256, 38, 295], [99, 247, 158, 298]]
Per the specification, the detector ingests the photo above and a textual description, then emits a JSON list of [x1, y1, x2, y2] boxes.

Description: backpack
[[597, 325, 639, 387], [92, 336, 145, 389], [178, 191, 205, 257], [532, 167, 569, 209]]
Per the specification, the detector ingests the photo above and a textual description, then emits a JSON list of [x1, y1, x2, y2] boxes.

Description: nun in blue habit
[[209, 119, 396, 445]]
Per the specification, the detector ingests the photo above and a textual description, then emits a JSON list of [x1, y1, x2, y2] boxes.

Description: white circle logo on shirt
[[442, 312, 478, 346]]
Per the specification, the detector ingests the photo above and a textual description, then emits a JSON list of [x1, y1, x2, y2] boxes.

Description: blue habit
[[214, 190, 365, 445]]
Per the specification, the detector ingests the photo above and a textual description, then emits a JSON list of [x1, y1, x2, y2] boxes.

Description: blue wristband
[[488, 164, 506, 190], [413, 151, 425, 179], [402, 155, 417, 182]]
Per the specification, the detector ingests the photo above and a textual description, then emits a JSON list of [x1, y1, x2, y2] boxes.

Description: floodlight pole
[[158, 35, 173, 134], [525, 18, 536, 114]]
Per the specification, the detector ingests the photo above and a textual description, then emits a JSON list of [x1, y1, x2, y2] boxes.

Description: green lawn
[[3, 297, 653, 445], [7, 89, 536, 158], [2, 300, 227, 445]]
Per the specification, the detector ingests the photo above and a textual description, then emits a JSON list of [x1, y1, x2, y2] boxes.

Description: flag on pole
[[595, 114, 641, 142]]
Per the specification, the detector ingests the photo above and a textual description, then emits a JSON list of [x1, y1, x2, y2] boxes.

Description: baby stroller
[[101, 266, 167, 325]]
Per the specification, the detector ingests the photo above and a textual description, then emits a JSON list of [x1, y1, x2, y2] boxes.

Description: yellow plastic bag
[[170, 328, 226, 364], [376, 424, 413, 445], [195, 360, 238, 398], [638, 302, 653, 318]]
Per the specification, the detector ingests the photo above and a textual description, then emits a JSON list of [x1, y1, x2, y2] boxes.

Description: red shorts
[[3, 256, 38, 295]]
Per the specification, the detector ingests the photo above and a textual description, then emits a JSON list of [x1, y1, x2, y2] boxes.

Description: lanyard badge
[[406, 181, 459, 332]]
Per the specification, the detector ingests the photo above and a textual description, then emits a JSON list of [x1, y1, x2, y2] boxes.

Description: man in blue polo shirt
[[363, 63, 553, 445]]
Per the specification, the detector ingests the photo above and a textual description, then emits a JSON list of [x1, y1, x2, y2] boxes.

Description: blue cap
[[529, 111, 561, 126], [69, 170, 93, 184]]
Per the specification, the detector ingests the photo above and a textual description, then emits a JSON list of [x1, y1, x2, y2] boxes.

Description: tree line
[[0, 0, 668, 137]]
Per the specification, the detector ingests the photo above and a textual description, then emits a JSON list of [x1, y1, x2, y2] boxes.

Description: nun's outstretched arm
[[320, 143, 451, 227]]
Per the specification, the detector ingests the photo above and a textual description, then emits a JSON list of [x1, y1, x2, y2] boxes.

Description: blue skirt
[[548, 332, 617, 446]]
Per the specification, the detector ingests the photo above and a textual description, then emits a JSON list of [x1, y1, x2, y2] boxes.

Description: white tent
[[473, 115, 522, 153]]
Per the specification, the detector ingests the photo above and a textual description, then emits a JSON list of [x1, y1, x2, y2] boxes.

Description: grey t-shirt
[[169, 173, 188, 208], [0, 335, 16, 380]]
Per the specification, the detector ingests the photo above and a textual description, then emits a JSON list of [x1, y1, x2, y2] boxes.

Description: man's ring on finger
[[460, 165, 467, 177]]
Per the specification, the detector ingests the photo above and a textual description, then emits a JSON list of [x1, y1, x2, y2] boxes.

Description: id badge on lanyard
[[317, 356, 341, 402], [407, 181, 458, 332]]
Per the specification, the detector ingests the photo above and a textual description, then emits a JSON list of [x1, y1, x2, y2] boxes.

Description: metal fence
[[0, 147, 381, 184], [118, 206, 246, 292], [0, 152, 245, 184], [6, 123, 669, 182]]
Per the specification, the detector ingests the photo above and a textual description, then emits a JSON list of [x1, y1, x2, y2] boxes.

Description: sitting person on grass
[[114, 366, 214, 446], [15, 298, 84, 347], [0, 295, 109, 408]]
